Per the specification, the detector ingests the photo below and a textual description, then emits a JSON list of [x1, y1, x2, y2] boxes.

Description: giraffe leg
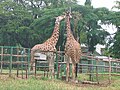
[[51, 53, 55, 78], [30, 50, 35, 71], [30, 61, 34, 71], [66, 56, 70, 81], [32, 62, 35, 71], [48, 52, 54, 78], [72, 63, 76, 80]]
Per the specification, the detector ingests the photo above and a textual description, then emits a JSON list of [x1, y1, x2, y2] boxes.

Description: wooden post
[[96, 58, 99, 84], [9, 47, 13, 77], [47, 68, 49, 77], [17, 47, 19, 62], [27, 48, 31, 78], [16, 47, 19, 77], [108, 56, 111, 84], [88, 60, 92, 81], [60, 64, 63, 79], [0, 46, 3, 73], [21, 48, 24, 79], [17, 63, 19, 77], [21, 64, 23, 79], [116, 63, 118, 73], [56, 51, 59, 79], [25, 63, 28, 79]]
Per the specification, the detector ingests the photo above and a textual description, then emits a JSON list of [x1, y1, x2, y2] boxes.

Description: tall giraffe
[[31, 15, 65, 76], [65, 12, 82, 81]]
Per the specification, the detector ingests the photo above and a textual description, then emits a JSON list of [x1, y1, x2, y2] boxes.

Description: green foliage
[[109, 30, 120, 58], [70, 5, 111, 53], [113, 1, 120, 9], [85, 0, 91, 6], [0, 0, 119, 56], [0, 0, 34, 47], [107, 1, 120, 58]]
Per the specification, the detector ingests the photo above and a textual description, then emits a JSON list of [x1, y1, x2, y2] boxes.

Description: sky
[[77, 0, 118, 11]]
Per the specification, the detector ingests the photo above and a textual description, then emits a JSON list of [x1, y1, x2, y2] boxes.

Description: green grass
[[0, 75, 120, 90], [0, 69, 120, 90]]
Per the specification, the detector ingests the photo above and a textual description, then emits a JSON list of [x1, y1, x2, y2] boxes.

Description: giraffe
[[65, 11, 82, 81], [31, 14, 65, 76]]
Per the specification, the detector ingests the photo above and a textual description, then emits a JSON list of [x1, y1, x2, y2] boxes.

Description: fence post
[[9, 47, 13, 77], [56, 51, 59, 79], [0, 46, 3, 73], [108, 56, 111, 84], [17, 63, 19, 77], [28, 48, 31, 78], [88, 59, 92, 81], [96, 58, 99, 84], [21, 48, 24, 79], [16, 47, 20, 77]]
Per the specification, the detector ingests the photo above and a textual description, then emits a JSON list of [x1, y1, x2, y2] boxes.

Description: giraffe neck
[[66, 16, 74, 40], [48, 21, 60, 45]]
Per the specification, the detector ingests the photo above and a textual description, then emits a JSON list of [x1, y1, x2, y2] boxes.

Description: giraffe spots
[[65, 14, 81, 64], [54, 33, 57, 36], [37, 46, 40, 49], [42, 47, 46, 51], [31, 15, 64, 62], [48, 47, 52, 51], [47, 44, 51, 50], [52, 40, 55, 44]]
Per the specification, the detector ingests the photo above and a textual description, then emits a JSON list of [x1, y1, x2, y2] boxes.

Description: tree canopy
[[0, 0, 120, 58], [107, 1, 120, 58]]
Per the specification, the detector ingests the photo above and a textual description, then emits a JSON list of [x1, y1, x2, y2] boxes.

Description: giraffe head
[[65, 11, 72, 18], [55, 15, 65, 24]]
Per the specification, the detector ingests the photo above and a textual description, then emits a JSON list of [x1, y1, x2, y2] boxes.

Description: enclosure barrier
[[0, 46, 31, 78], [0, 46, 120, 84], [78, 55, 120, 84], [34, 51, 65, 79]]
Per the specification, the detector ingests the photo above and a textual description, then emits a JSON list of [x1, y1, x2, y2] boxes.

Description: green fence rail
[[0, 46, 31, 78], [0, 46, 120, 84]]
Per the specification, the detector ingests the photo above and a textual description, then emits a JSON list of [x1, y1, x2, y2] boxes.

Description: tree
[[108, 1, 120, 58], [0, 0, 113, 53], [70, 4, 110, 53], [109, 27, 120, 58], [85, 0, 91, 6], [0, 1, 33, 47]]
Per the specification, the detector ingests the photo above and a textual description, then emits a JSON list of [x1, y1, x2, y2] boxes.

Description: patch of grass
[[0, 77, 83, 90], [0, 75, 120, 90], [77, 74, 89, 81], [78, 73, 120, 82]]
